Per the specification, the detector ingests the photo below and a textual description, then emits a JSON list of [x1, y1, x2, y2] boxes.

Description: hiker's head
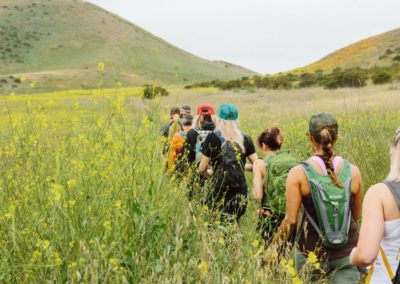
[[192, 103, 216, 128], [181, 114, 193, 128], [308, 113, 338, 151], [170, 106, 180, 120], [181, 105, 191, 118], [258, 127, 283, 152], [387, 127, 400, 181], [216, 104, 244, 152], [309, 113, 341, 187]]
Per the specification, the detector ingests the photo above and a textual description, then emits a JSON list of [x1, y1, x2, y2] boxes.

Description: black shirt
[[201, 131, 256, 174], [180, 122, 216, 163]]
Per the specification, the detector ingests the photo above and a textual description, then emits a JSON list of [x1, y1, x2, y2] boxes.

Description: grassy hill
[[0, 0, 256, 92], [293, 28, 400, 73]]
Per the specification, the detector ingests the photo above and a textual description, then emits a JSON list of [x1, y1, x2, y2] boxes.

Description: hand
[[245, 163, 253, 172]]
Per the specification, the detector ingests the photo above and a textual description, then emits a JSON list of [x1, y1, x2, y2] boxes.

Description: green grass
[[0, 0, 256, 93], [0, 83, 399, 282]]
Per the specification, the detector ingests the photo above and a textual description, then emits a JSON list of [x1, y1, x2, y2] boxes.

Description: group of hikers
[[161, 103, 400, 284]]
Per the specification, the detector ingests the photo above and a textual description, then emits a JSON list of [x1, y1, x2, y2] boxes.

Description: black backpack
[[214, 130, 246, 188]]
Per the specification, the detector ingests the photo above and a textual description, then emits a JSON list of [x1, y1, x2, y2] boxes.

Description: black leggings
[[257, 207, 285, 244]]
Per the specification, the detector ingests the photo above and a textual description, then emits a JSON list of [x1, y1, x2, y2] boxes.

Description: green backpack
[[262, 151, 298, 216], [300, 160, 352, 249]]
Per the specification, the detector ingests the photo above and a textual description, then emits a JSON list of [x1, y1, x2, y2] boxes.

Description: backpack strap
[[299, 162, 324, 237], [213, 130, 225, 146], [384, 181, 400, 209]]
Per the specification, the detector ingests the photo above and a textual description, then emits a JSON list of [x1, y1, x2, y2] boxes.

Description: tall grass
[[0, 85, 398, 282]]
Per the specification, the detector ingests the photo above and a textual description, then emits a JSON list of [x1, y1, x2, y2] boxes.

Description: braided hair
[[315, 127, 343, 188]]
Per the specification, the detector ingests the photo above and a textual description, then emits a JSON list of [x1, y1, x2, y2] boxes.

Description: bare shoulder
[[350, 164, 362, 181], [288, 165, 307, 180], [362, 183, 389, 208], [254, 158, 265, 168]]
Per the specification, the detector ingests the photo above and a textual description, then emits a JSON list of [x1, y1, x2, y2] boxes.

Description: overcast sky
[[89, 0, 400, 74]]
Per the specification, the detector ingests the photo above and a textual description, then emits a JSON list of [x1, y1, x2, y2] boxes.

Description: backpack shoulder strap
[[213, 130, 224, 144], [384, 181, 400, 209], [299, 161, 324, 237]]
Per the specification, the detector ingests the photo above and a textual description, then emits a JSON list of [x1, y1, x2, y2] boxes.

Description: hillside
[[0, 0, 256, 92], [293, 28, 400, 73]]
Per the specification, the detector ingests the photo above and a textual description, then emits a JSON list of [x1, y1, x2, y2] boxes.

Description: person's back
[[350, 128, 400, 283], [252, 127, 297, 242], [199, 104, 258, 222], [270, 113, 363, 284], [168, 115, 193, 170]]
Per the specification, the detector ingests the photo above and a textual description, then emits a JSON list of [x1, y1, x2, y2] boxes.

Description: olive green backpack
[[261, 151, 298, 216]]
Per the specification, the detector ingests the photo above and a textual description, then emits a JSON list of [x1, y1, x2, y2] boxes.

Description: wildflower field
[[0, 83, 399, 283]]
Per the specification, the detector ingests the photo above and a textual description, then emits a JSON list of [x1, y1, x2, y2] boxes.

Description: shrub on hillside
[[371, 70, 393, 85], [393, 55, 400, 62], [322, 68, 368, 89], [142, 84, 169, 99]]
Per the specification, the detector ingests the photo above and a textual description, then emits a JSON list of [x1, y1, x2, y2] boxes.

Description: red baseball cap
[[197, 103, 215, 115]]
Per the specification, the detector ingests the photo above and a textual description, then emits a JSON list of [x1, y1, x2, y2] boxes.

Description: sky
[[89, 0, 400, 74]]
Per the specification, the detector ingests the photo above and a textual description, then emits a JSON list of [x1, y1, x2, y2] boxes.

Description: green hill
[[0, 0, 256, 92], [293, 28, 400, 73]]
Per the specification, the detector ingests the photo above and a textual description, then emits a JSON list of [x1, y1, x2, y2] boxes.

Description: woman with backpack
[[252, 127, 297, 243], [198, 104, 258, 222], [269, 113, 363, 283], [350, 128, 400, 284]]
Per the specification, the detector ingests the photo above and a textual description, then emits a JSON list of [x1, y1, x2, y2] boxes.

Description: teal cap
[[218, 104, 239, 121]]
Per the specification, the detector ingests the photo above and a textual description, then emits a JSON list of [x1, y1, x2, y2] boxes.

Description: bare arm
[[252, 159, 265, 201], [350, 185, 385, 267], [248, 153, 258, 164], [198, 155, 211, 177]]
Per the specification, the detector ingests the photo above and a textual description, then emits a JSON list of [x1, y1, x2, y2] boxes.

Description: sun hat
[[197, 103, 215, 115], [309, 113, 338, 136], [218, 104, 238, 121]]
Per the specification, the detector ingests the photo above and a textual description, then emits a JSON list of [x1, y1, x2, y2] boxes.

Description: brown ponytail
[[316, 128, 343, 188], [258, 127, 283, 151]]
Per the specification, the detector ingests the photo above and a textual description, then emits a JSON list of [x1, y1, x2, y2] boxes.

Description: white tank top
[[370, 218, 400, 283]]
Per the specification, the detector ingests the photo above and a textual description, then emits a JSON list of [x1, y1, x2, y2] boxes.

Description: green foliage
[[371, 70, 393, 85], [322, 68, 368, 89], [142, 84, 169, 99]]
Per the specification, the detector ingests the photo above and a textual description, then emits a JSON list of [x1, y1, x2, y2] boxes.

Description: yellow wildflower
[[103, 221, 112, 231], [198, 260, 208, 274], [42, 240, 50, 250], [67, 179, 77, 188], [98, 62, 105, 73], [109, 258, 119, 267], [307, 251, 318, 264]]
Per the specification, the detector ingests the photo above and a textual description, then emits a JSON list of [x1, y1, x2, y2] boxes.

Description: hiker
[[177, 103, 216, 174], [198, 104, 258, 222], [161, 106, 182, 140], [252, 127, 297, 243], [167, 115, 193, 170], [350, 127, 400, 284], [161, 106, 182, 154], [269, 113, 363, 283]]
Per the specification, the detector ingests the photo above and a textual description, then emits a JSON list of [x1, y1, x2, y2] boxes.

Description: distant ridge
[[0, 0, 256, 91], [293, 28, 400, 73]]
